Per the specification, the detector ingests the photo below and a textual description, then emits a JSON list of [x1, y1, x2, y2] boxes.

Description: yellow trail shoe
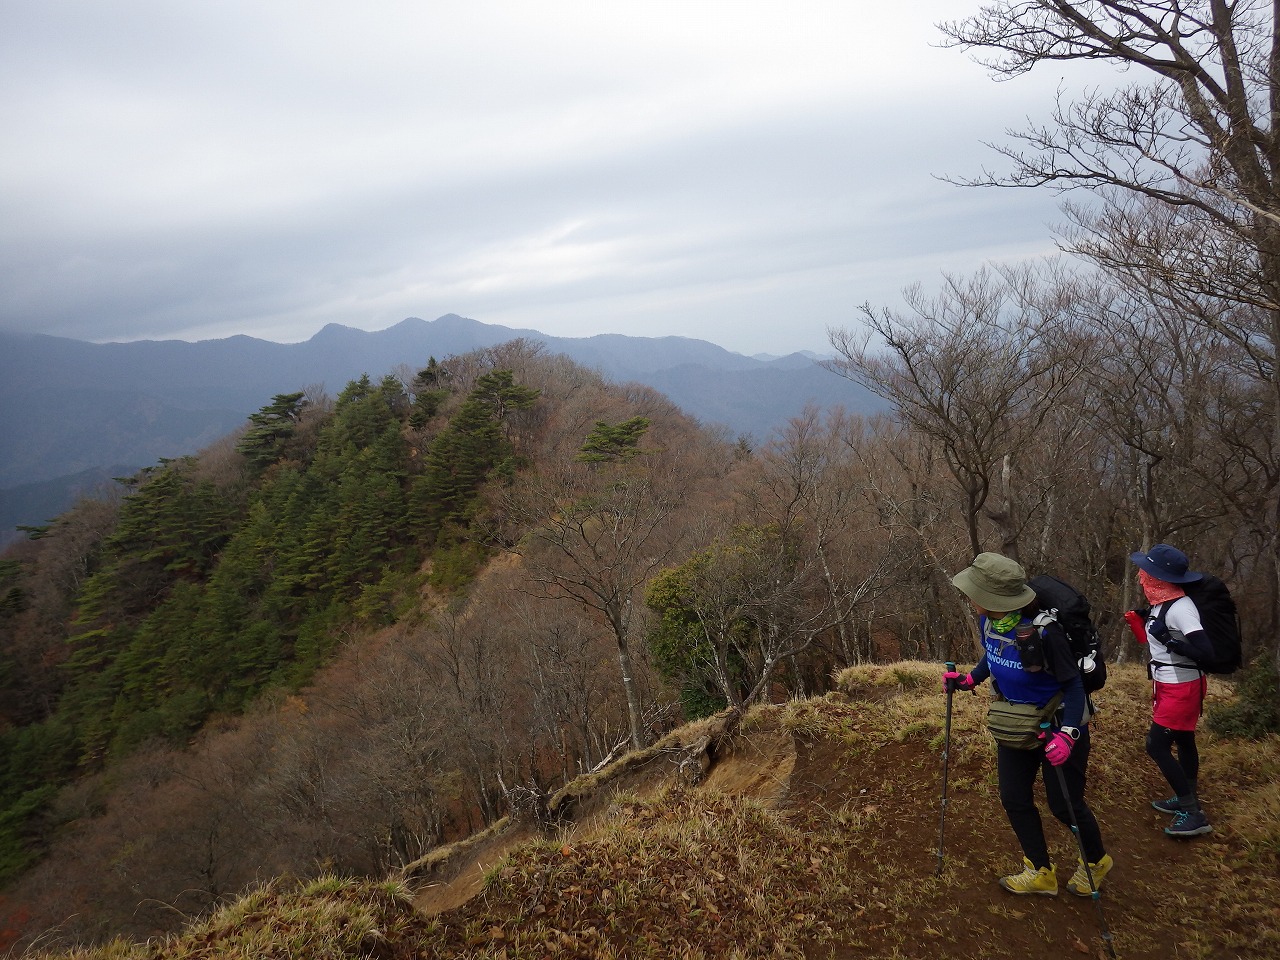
[[1066, 853, 1114, 897], [998, 858, 1058, 895]]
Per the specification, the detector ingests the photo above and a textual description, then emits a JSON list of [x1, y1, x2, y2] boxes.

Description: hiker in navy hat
[[1124, 544, 1214, 837]]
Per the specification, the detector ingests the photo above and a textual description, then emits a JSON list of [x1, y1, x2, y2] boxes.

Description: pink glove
[[942, 670, 976, 694], [1124, 609, 1147, 644], [1041, 730, 1075, 766]]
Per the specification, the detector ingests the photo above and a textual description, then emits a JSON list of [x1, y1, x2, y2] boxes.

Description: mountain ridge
[[0, 315, 877, 537]]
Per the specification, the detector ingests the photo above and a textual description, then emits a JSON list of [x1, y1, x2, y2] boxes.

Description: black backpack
[[1151, 574, 1242, 675], [1028, 574, 1107, 693]]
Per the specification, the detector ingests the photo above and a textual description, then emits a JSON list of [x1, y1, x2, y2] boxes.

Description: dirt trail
[[406, 666, 1277, 959]]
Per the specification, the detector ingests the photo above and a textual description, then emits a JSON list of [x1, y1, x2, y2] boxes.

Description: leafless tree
[[941, 0, 1280, 670], [835, 416, 979, 662], [752, 406, 892, 667], [1067, 196, 1278, 603], [826, 262, 1099, 561], [506, 460, 686, 749], [504, 593, 631, 776]]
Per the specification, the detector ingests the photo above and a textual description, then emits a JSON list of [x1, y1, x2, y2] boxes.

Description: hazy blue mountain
[[0, 315, 880, 539], [0, 465, 136, 540]]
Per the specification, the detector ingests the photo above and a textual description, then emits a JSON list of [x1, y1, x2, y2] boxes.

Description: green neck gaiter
[[988, 610, 1022, 634]]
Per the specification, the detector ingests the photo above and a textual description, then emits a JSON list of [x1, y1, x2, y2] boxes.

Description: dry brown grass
[[19, 661, 1280, 960], [20, 876, 431, 960]]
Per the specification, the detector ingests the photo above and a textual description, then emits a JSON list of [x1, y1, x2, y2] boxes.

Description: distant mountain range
[[0, 315, 880, 540]]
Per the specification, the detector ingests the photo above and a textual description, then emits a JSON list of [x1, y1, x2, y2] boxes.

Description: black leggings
[[997, 727, 1106, 868], [1145, 723, 1199, 798]]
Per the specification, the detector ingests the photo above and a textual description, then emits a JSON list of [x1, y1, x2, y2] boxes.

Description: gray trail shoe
[[1164, 809, 1213, 837]]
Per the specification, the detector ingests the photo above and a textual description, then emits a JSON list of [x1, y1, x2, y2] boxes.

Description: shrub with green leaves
[[1208, 657, 1280, 740]]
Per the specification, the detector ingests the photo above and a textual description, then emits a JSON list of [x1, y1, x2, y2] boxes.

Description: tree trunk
[[815, 539, 855, 665], [1268, 303, 1280, 689], [613, 634, 645, 751], [998, 452, 1019, 561], [965, 481, 982, 558]]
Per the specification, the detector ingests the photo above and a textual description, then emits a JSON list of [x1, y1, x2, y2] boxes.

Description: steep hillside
[[22, 663, 1278, 960]]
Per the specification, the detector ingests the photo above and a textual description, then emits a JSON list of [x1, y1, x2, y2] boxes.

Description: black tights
[[997, 728, 1106, 869], [1145, 723, 1199, 798]]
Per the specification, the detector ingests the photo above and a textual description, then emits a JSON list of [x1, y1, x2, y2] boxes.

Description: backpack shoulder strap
[[1147, 600, 1205, 676]]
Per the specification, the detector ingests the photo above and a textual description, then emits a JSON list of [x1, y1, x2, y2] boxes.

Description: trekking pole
[[1040, 721, 1117, 959], [935, 661, 956, 878]]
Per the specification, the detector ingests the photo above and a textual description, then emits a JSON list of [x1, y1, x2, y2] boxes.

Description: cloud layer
[[1, 1, 1090, 355]]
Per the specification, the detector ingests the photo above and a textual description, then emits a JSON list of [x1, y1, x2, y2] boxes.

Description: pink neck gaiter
[[1140, 568, 1186, 606]]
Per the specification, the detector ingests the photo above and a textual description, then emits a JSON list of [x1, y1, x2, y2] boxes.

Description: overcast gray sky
[[1, 1, 1106, 357]]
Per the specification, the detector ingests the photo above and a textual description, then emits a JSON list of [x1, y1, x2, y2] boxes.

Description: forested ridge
[[0, 343, 624, 938]]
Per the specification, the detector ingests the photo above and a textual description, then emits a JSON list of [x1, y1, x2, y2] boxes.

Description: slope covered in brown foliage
[[25, 661, 1278, 960]]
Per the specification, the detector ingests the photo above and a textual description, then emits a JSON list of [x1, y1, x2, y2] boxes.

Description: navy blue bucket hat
[[1129, 543, 1203, 584]]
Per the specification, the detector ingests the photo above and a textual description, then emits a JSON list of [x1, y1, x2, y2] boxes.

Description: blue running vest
[[983, 618, 1063, 707]]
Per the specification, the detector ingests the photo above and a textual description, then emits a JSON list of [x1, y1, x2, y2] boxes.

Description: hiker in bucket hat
[[944, 552, 1113, 896], [1123, 544, 1214, 838]]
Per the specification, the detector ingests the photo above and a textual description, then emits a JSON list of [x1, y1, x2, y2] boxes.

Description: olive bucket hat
[[951, 552, 1037, 613], [1129, 543, 1202, 584]]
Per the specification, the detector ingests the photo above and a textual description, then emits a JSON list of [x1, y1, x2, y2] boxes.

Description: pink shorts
[[1152, 677, 1206, 731]]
